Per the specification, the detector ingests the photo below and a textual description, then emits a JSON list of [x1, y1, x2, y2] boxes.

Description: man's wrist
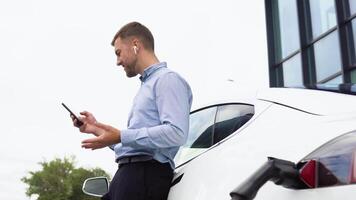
[[116, 129, 121, 143], [106, 128, 121, 145]]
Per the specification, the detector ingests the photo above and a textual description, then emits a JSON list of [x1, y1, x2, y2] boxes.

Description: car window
[[188, 106, 217, 148], [174, 104, 254, 167], [174, 106, 217, 166], [183, 106, 217, 148], [213, 104, 254, 144]]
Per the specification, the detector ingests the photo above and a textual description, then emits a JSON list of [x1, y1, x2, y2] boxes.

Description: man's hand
[[81, 128, 121, 150], [71, 111, 97, 128], [79, 111, 97, 124], [70, 110, 121, 150]]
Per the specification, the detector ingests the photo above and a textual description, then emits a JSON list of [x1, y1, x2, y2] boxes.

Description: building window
[[325, 75, 343, 84], [309, 0, 337, 40], [349, 0, 356, 16], [351, 70, 356, 82], [273, 0, 300, 61], [348, 19, 356, 65], [314, 31, 342, 83], [265, 0, 356, 86], [282, 53, 303, 87]]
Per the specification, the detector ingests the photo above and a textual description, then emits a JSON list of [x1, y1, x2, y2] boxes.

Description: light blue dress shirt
[[113, 62, 193, 169]]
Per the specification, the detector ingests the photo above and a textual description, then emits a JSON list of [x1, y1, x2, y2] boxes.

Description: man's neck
[[137, 52, 160, 75]]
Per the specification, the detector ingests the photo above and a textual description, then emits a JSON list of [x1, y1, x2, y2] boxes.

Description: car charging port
[[230, 157, 306, 200]]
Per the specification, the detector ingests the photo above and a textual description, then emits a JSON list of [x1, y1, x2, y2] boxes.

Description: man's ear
[[132, 38, 140, 48], [132, 38, 140, 54]]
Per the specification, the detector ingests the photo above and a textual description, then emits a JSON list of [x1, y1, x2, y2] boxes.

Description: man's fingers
[[73, 119, 80, 128], [82, 143, 101, 150], [82, 137, 99, 144], [81, 138, 105, 150], [80, 111, 91, 117], [79, 111, 97, 125]]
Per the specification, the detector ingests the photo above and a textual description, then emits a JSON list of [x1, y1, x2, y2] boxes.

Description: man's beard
[[125, 64, 138, 78]]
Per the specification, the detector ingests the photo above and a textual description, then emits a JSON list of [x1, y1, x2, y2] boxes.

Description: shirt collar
[[139, 62, 167, 82]]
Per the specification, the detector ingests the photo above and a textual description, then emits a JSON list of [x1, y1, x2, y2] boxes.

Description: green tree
[[22, 156, 110, 200]]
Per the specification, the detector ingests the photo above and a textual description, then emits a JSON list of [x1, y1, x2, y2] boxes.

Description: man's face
[[114, 37, 138, 78]]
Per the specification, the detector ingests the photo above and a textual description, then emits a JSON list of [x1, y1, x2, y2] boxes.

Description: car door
[[169, 103, 256, 200], [168, 97, 356, 200]]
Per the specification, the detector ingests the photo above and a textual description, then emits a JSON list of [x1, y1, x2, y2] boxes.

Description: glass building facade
[[265, 0, 356, 87]]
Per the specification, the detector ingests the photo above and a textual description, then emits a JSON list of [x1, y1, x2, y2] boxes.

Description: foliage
[[21, 156, 110, 200]]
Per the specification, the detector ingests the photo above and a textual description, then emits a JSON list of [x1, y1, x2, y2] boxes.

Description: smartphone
[[61, 103, 84, 126]]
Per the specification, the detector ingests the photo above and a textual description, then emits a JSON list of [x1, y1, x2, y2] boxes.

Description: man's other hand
[[81, 129, 121, 150]]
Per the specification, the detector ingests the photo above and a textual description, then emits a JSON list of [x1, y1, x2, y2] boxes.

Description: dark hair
[[111, 22, 154, 51]]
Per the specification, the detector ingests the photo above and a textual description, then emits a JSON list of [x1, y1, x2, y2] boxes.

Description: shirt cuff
[[121, 128, 145, 146]]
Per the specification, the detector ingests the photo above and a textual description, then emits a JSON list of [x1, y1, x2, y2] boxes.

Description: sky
[[0, 0, 268, 199]]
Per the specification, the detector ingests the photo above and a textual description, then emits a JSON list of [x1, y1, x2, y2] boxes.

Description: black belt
[[117, 155, 153, 165]]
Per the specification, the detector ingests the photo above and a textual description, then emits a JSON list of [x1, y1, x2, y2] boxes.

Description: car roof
[[257, 87, 356, 115], [192, 86, 356, 116], [191, 84, 258, 111]]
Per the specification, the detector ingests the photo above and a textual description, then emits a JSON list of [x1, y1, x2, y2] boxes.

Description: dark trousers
[[102, 160, 173, 200]]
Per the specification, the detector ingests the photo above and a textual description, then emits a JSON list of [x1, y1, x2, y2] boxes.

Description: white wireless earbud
[[133, 46, 138, 55]]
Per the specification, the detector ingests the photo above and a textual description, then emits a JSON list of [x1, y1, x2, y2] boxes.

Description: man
[[72, 22, 193, 200]]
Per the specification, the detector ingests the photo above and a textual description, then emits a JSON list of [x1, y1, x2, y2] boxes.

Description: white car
[[83, 86, 356, 200]]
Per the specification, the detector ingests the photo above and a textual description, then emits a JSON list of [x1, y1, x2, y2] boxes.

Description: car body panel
[[257, 182, 356, 200], [168, 88, 356, 200], [257, 88, 356, 115]]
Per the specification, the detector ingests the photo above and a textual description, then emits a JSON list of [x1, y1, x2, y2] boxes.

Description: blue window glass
[[350, 0, 356, 16], [282, 53, 303, 87], [348, 19, 356, 65], [314, 31, 342, 82], [309, 0, 337, 39], [324, 75, 343, 84], [274, 0, 300, 61], [351, 70, 356, 83]]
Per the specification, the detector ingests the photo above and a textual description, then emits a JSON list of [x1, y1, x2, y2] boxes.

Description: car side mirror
[[82, 177, 109, 197]]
